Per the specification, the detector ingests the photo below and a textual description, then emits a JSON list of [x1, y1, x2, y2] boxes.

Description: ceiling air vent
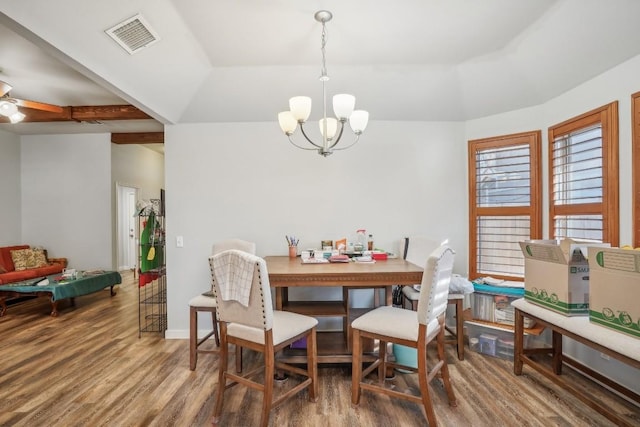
[[106, 14, 160, 54]]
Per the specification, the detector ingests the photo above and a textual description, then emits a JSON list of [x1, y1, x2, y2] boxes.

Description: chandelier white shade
[[278, 10, 368, 157]]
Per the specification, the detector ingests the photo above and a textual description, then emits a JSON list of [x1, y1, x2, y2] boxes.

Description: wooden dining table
[[264, 256, 423, 364]]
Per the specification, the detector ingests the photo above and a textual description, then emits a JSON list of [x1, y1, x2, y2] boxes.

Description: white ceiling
[[1, 0, 640, 136]]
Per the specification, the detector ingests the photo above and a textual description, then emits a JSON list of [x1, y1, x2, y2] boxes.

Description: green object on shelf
[[140, 211, 162, 273]]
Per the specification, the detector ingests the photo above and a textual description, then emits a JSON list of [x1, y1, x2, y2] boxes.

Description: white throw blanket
[[212, 250, 255, 307]]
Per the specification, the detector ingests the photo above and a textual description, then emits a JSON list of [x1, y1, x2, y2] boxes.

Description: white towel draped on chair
[[212, 249, 255, 307]]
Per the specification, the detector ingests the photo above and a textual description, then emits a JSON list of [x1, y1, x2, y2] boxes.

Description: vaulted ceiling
[[1, 0, 640, 138]]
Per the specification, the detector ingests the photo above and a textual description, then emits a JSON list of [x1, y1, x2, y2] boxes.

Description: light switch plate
[[176, 236, 184, 248]]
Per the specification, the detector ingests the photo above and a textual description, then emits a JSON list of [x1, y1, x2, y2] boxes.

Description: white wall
[[20, 134, 113, 269], [111, 144, 165, 201], [0, 129, 21, 245], [465, 54, 640, 394], [164, 120, 468, 337]]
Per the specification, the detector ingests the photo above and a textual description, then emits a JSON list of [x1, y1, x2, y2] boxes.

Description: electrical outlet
[[176, 236, 184, 248], [600, 352, 610, 360]]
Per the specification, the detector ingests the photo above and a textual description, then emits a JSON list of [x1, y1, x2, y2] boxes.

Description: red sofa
[[0, 245, 67, 285]]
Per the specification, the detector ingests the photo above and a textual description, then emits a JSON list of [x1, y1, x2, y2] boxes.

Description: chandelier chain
[[320, 21, 328, 80]]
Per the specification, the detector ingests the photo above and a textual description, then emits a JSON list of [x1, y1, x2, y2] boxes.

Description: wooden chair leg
[[189, 306, 197, 371], [211, 309, 220, 346], [417, 340, 438, 426], [212, 324, 229, 425], [437, 326, 457, 406], [454, 298, 464, 360], [307, 328, 318, 402], [191, 307, 220, 371], [378, 340, 387, 383], [445, 297, 465, 360], [261, 343, 275, 427], [401, 291, 408, 310], [235, 345, 242, 373], [351, 329, 362, 405]]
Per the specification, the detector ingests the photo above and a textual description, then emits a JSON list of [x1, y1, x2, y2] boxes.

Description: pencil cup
[[288, 246, 297, 258]]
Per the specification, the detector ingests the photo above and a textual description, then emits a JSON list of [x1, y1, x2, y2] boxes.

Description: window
[[633, 92, 640, 247], [548, 102, 619, 245], [468, 131, 542, 280]]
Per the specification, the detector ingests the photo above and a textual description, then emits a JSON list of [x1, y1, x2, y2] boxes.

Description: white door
[[116, 184, 139, 271]]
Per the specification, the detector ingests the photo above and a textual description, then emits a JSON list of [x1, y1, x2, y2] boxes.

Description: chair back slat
[[209, 250, 274, 330], [417, 245, 455, 326], [213, 239, 256, 255], [208, 239, 255, 293], [400, 237, 441, 267]]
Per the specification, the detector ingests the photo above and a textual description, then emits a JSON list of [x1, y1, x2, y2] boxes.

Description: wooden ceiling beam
[[0, 104, 152, 123], [1, 104, 163, 146], [111, 132, 164, 145], [72, 105, 152, 121]]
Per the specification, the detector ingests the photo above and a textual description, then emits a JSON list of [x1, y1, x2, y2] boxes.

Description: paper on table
[[301, 258, 329, 264]]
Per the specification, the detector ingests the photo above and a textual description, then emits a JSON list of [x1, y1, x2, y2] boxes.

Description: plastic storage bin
[[465, 321, 548, 360]]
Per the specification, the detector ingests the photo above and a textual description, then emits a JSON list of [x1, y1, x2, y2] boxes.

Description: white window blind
[[554, 215, 603, 241], [476, 216, 529, 277], [551, 124, 603, 241], [476, 144, 531, 207], [474, 143, 532, 278]]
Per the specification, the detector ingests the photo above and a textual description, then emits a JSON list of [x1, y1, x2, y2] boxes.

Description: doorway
[[116, 183, 139, 272]]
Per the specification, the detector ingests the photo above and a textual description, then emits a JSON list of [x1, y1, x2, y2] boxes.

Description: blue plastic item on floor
[[392, 343, 417, 370]]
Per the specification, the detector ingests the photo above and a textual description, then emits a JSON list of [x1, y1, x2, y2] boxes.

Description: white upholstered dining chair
[[209, 250, 318, 427], [188, 238, 255, 370], [400, 236, 465, 360], [351, 244, 457, 426]]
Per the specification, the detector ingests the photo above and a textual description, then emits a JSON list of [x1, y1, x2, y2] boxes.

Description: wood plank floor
[[0, 271, 638, 426]]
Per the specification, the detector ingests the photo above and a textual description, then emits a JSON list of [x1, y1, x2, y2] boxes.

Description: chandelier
[[0, 99, 25, 123], [278, 10, 369, 157]]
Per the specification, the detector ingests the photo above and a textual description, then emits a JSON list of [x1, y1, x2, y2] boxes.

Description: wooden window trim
[[633, 92, 640, 247], [548, 101, 619, 246], [468, 131, 542, 280]]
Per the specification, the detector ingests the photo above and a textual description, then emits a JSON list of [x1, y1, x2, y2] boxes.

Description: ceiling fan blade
[[13, 98, 64, 114], [0, 80, 12, 97]]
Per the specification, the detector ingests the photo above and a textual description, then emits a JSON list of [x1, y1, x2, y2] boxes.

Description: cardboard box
[[588, 247, 640, 339], [519, 239, 608, 316]]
